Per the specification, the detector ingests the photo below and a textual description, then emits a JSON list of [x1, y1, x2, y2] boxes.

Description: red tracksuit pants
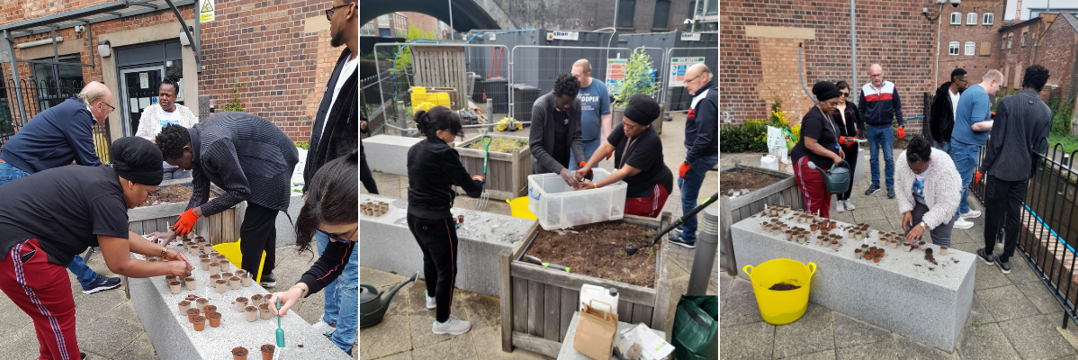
[[0, 239, 80, 359], [625, 184, 671, 218], [793, 157, 832, 218]]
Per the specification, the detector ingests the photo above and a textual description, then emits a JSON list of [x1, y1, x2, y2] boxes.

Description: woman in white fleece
[[135, 76, 198, 180], [896, 136, 962, 246]]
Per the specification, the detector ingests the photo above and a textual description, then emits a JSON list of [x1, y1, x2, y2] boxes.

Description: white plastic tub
[[527, 168, 628, 230]]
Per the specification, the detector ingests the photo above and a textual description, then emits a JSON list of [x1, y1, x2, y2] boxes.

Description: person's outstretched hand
[[173, 208, 200, 236], [559, 168, 579, 188], [901, 211, 913, 232], [164, 249, 192, 270], [268, 286, 303, 317], [167, 260, 193, 277]]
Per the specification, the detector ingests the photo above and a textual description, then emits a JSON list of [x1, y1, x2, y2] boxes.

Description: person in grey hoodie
[[529, 73, 584, 188]]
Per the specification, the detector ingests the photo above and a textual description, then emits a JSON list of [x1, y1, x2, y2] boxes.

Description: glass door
[[119, 66, 164, 137]]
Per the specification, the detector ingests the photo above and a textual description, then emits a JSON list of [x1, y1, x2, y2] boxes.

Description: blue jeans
[[949, 141, 981, 218], [678, 154, 719, 242], [866, 125, 895, 189], [0, 163, 100, 287], [934, 140, 951, 154], [316, 231, 358, 352], [569, 138, 602, 170]]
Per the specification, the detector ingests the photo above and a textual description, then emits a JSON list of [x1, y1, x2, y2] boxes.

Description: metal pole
[[448, 0, 454, 34], [195, 0, 201, 73], [687, 208, 719, 296], [850, 0, 858, 99], [691, 0, 700, 32], [936, 4, 943, 88], [397, 100, 409, 136], [3, 30, 28, 126], [163, 0, 201, 73]]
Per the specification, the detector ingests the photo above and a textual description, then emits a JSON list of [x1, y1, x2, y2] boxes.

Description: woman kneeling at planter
[[575, 94, 673, 218], [791, 82, 845, 218], [269, 153, 358, 355], [896, 136, 961, 246], [0, 137, 194, 360]]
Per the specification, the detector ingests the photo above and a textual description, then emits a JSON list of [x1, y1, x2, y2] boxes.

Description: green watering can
[[808, 160, 851, 194]]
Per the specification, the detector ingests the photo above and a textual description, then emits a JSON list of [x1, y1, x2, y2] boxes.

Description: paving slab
[[718, 321, 774, 360], [719, 277, 763, 328], [966, 291, 996, 327], [977, 285, 1042, 323], [375, 351, 414, 360], [1015, 280, 1065, 315], [411, 334, 478, 360], [972, 259, 1011, 291], [893, 333, 960, 360], [773, 304, 835, 358], [956, 322, 1020, 359], [472, 325, 544, 359], [999, 314, 1076, 360], [111, 332, 158, 360], [835, 340, 898, 360], [360, 313, 413, 360], [784, 350, 838, 360], [832, 312, 892, 349]]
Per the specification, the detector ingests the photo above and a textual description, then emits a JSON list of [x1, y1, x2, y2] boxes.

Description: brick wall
[[721, 0, 935, 131], [1037, 16, 1078, 110], [936, 0, 1005, 86], [998, 20, 1041, 94]]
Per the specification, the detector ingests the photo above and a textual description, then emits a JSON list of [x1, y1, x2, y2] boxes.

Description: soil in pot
[[236, 297, 249, 312], [258, 303, 272, 320], [261, 344, 275, 360], [184, 277, 196, 291], [465, 136, 528, 153], [855, 249, 863, 259], [207, 311, 222, 327], [192, 316, 206, 331], [203, 305, 217, 314], [232, 347, 248, 360], [904, 243, 912, 252], [200, 259, 210, 271], [222, 272, 233, 279], [723, 168, 781, 192], [209, 274, 222, 283], [240, 274, 252, 287], [251, 294, 264, 306], [530, 222, 660, 288], [245, 306, 258, 322], [196, 298, 209, 309], [229, 277, 241, 290], [168, 281, 182, 294], [769, 282, 801, 291], [178, 301, 191, 314], [186, 308, 200, 322], [215, 279, 228, 293]]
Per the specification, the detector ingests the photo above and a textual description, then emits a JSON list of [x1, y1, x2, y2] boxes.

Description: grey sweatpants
[[904, 195, 956, 246]]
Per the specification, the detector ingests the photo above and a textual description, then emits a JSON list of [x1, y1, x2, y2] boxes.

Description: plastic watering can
[[808, 160, 851, 194]]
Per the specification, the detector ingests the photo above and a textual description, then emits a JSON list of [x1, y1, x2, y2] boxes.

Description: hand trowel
[[274, 297, 285, 359]]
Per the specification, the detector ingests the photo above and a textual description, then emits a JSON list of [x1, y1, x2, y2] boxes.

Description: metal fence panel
[[509, 45, 633, 120], [664, 46, 717, 112], [0, 78, 109, 163]]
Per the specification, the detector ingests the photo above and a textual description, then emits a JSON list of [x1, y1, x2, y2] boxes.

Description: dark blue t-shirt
[[577, 78, 611, 141]]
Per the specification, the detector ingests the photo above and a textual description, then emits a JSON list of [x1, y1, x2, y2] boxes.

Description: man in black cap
[[576, 94, 672, 218], [156, 112, 299, 288], [530, 73, 585, 187]]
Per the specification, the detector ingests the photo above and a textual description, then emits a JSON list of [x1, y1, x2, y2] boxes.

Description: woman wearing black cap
[[576, 94, 673, 218], [0, 137, 194, 360], [791, 82, 846, 218], [405, 106, 485, 336]]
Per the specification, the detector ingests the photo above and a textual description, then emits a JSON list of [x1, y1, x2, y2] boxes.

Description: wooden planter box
[[128, 182, 245, 245], [720, 165, 801, 275], [457, 134, 532, 200], [498, 213, 673, 357]]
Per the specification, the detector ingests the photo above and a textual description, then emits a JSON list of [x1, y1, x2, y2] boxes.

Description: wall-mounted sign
[[668, 57, 705, 87], [680, 33, 701, 41], [199, 0, 215, 23], [552, 31, 579, 41]]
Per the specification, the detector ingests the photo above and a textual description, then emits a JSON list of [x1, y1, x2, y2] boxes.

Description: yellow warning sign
[[199, 0, 215, 23]]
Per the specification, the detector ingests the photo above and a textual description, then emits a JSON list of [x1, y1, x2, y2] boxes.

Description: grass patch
[[1050, 133, 1078, 153]]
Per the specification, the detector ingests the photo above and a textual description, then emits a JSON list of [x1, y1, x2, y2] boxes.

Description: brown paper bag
[[574, 300, 619, 360]]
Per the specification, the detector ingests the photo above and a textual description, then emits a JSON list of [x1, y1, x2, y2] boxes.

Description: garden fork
[[475, 135, 492, 211]]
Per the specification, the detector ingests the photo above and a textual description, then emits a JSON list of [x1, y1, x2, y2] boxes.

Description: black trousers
[[407, 213, 458, 322], [360, 150, 378, 194], [837, 144, 859, 201], [983, 175, 1027, 263], [240, 203, 279, 279]]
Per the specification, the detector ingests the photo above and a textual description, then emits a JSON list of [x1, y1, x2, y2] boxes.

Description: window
[[983, 13, 994, 25], [967, 12, 977, 25], [949, 41, 960, 55], [965, 42, 976, 55], [653, 0, 670, 29], [1001, 36, 1007, 49], [951, 12, 961, 25], [1008, 34, 1013, 48], [31, 55, 84, 112], [617, 0, 635, 28], [1022, 32, 1027, 47]]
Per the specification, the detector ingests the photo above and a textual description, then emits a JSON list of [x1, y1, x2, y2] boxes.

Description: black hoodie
[[930, 82, 962, 144], [406, 138, 485, 219]]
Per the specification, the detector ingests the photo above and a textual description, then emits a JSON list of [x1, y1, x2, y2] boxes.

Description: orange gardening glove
[[975, 171, 983, 184], [173, 208, 201, 236], [897, 127, 905, 140], [472, 175, 484, 183], [679, 161, 691, 179], [579, 161, 590, 173]]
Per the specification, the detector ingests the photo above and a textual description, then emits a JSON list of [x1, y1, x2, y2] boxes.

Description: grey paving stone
[[77, 317, 144, 358], [1015, 280, 1065, 315], [852, 206, 888, 222], [978, 285, 1042, 322], [718, 321, 774, 360], [360, 313, 413, 360], [0, 323, 41, 358], [0, 299, 32, 331], [375, 350, 414, 360], [456, 292, 501, 331], [378, 280, 417, 318], [720, 277, 763, 328], [472, 325, 544, 360], [956, 322, 1020, 360], [784, 349, 837, 360], [103, 301, 142, 327], [411, 334, 478, 360], [999, 314, 1076, 360], [832, 312, 892, 349], [835, 340, 898, 360], [1005, 257, 1043, 285], [363, 265, 411, 289], [773, 304, 835, 358], [72, 286, 127, 326], [409, 312, 458, 349], [973, 261, 1012, 291], [720, 272, 733, 310], [111, 332, 158, 360], [893, 333, 960, 360], [966, 291, 996, 327], [861, 217, 895, 233]]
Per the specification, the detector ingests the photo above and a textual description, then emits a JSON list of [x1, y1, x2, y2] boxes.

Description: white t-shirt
[[158, 106, 184, 128], [321, 54, 359, 137], [949, 89, 960, 121]]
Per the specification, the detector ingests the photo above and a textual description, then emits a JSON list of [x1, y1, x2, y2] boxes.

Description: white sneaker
[[844, 199, 856, 211], [311, 315, 336, 335], [425, 291, 436, 310], [961, 210, 982, 219], [835, 200, 845, 213], [954, 218, 975, 230], [432, 315, 471, 335]]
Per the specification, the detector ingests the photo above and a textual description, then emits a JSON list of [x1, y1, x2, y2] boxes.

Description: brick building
[[997, 12, 1078, 113], [0, 0, 344, 146], [720, 0, 936, 129], [935, 0, 1005, 85]]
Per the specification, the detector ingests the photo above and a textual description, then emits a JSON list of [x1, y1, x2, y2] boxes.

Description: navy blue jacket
[[0, 98, 100, 173], [685, 82, 718, 163], [858, 81, 905, 127]]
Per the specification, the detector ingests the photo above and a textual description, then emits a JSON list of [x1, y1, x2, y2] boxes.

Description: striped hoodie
[[858, 80, 904, 127]]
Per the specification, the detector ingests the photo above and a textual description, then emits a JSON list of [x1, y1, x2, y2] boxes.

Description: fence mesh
[[665, 47, 718, 112]]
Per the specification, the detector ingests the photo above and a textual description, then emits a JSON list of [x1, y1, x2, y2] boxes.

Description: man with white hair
[[0, 81, 123, 295], [859, 64, 904, 199], [950, 69, 1003, 230], [667, 63, 717, 248]]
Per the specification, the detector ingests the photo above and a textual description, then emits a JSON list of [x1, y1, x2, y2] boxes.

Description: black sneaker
[[976, 248, 994, 266], [668, 231, 696, 249], [259, 272, 276, 288], [865, 184, 881, 196], [81, 352, 86, 359], [887, 187, 895, 198], [82, 275, 121, 294], [995, 255, 1011, 274]]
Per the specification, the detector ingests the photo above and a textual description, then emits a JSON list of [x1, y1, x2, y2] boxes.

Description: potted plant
[[610, 48, 664, 134]]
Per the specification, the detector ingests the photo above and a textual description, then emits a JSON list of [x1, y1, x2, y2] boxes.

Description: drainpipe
[[936, 4, 942, 87], [850, 0, 858, 99], [686, 208, 719, 296]]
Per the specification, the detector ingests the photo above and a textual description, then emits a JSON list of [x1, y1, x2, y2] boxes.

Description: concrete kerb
[[359, 193, 533, 297]]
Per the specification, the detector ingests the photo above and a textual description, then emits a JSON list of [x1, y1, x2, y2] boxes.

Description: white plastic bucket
[[579, 284, 619, 315], [760, 155, 779, 171]]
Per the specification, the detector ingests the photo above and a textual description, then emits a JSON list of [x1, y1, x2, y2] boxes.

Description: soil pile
[[769, 282, 801, 291], [723, 168, 780, 193], [530, 222, 660, 288]]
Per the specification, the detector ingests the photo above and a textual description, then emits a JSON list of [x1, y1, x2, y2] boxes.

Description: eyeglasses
[[324, 226, 358, 243], [839, 91, 850, 97], [684, 74, 702, 84], [103, 102, 115, 114], [326, 3, 353, 21]]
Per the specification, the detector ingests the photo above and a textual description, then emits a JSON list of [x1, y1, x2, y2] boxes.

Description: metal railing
[[971, 139, 1078, 328], [0, 79, 110, 163]]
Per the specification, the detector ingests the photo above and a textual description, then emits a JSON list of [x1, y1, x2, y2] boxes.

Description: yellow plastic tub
[[507, 197, 537, 220], [212, 238, 267, 283], [742, 259, 816, 325]]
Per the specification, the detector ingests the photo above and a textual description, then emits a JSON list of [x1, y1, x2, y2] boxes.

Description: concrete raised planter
[[358, 193, 534, 297], [731, 212, 974, 352], [129, 244, 349, 360], [456, 134, 532, 200], [720, 165, 802, 275], [363, 135, 425, 176], [498, 213, 673, 357]]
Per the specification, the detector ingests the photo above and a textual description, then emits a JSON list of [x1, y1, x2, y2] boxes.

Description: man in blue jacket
[[859, 64, 904, 199], [668, 64, 717, 249], [0, 81, 123, 294]]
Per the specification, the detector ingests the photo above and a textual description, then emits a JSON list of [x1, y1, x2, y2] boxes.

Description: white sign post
[[199, 0, 215, 23], [668, 57, 705, 87]]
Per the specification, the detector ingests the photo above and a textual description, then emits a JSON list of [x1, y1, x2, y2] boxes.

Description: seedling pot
[[229, 277, 241, 290], [207, 312, 221, 328], [232, 347, 248, 360], [940, 246, 948, 256], [184, 277, 196, 291], [186, 308, 200, 322], [236, 297, 249, 312], [261, 344, 275, 360], [240, 274, 252, 287], [178, 301, 191, 315], [258, 303, 272, 320], [168, 281, 182, 294], [245, 306, 258, 322], [192, 316, 206, 331], [854, 248, 863, 259], [215, 279, 228, 293]]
